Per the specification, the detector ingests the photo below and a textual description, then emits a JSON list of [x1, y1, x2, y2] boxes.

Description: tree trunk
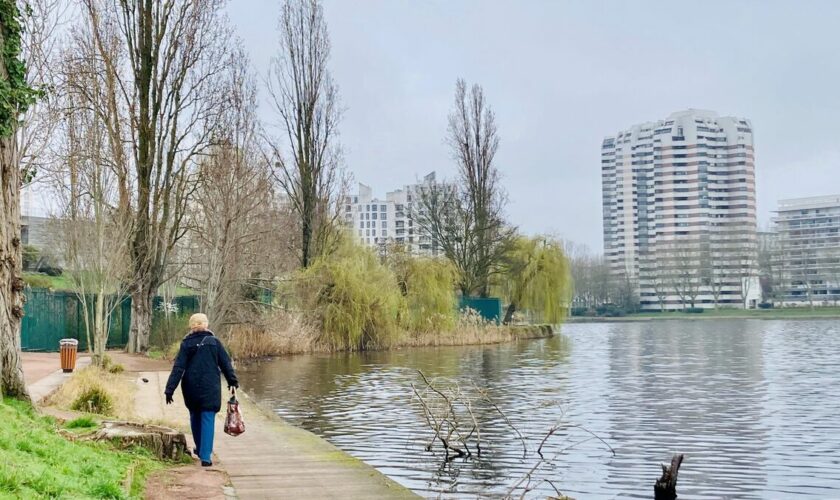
[[94, 421, 188, 460], [502, 303, 516, 325], [128, 289, 153, 353], [0, 126, 29, 400], [654, 453, 684, 500], [93, 291, 107, 363]]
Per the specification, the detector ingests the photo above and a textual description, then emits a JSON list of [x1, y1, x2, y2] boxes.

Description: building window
[[21, 225, 29, 245], [380, 204, 386, 211], [372, 213, 377, 220]]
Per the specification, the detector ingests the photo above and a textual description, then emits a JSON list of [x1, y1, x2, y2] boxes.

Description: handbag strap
[[186, 334, 214, 368]]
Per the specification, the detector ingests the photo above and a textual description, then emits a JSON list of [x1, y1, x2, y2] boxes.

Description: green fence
[[459, 296, 503, 324], [21, 289, 200, 352]]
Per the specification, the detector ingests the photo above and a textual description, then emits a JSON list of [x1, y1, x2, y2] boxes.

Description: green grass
[[22, 272, 199, 297], [64, 416, 98, 429], [0, 398, 162, 499], [22, 272, 75, 291]]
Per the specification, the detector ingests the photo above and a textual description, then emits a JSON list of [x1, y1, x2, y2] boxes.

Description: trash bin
[[59, 339, 79, 373]]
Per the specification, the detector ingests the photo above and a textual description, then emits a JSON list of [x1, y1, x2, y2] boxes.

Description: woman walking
[[164, 313, 238, 467]]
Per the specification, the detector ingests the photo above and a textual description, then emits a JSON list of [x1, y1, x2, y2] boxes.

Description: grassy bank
[[0, 398, 161, 499], [22, 272, 196, 296], [569, 306, 840, 322]]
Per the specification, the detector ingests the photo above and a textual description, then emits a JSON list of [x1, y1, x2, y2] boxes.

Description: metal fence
[[459, 296, 503, 324], [21, 288, 200, 352]]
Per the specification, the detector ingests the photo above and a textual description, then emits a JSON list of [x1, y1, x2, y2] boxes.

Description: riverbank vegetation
[[219, 235, 567, 359], [0, 398, 160, 498]]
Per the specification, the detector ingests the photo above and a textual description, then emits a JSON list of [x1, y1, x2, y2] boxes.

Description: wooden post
[[654, 454, 684, 500]]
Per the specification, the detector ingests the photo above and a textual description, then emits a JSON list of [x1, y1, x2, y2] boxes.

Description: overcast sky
[[233, 1, 836, 250]]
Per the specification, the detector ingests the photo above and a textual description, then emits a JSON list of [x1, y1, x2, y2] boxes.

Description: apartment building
[[601, 109, 760, 310], [344, 172, 440, 255], [771, 195, 840, 305]]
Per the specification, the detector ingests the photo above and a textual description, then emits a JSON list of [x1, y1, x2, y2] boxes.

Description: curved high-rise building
[[601, 109, 760, 310]]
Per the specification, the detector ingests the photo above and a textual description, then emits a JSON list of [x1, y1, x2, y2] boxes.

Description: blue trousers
[[189, 410, 216, 462]]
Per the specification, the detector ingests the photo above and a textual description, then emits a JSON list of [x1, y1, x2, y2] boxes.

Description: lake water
[[238, 320, 840, 499]]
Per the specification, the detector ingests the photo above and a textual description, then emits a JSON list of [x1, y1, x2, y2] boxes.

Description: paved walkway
[[22, 353, 91, 403], [137, 370, 418, 500]]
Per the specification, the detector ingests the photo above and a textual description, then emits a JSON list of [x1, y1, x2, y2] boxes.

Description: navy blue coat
[[164, 331, 238, 413]]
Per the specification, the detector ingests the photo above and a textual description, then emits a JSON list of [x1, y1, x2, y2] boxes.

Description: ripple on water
[[239, 320, 840, 498]]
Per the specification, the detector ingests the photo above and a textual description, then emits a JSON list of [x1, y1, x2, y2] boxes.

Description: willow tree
[[387, 246, 457, 333], [78, 0, 235, 352], [498, 236, 572, 325], [267, 0, 344, 269], [0, 0, 39, 399]]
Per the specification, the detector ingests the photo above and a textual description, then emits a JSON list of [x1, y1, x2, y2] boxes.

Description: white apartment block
[[343, 172, 440, 255], [602, 109, 760, 310], [771, 195, 840, 305]]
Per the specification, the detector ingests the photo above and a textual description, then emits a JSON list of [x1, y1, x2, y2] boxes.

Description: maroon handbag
[[224, 390, 245, 437]]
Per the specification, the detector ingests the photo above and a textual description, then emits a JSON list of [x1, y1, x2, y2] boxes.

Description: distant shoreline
[[567, 309, 840, 323]]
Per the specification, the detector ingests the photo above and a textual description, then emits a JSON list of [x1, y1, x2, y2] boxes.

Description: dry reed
[[46, 366, 136, 419], [223, 311, 322, 359]]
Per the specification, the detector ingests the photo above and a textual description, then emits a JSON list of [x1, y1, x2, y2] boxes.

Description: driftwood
[[654, 454, 684, 500], [93, 421, 188, 460]]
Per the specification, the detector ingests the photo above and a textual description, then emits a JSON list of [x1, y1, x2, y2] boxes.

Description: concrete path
[[137, 370, 418, 500], [24, 354, 91, 403]]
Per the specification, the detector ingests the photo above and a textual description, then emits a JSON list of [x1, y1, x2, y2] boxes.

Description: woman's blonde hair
[[189, 313, 209, 331]]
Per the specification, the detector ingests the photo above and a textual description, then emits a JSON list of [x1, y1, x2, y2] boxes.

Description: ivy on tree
[[0, 0, 38, 138]]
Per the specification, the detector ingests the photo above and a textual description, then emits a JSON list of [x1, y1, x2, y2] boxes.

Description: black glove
[[165, 393, 174, 405]]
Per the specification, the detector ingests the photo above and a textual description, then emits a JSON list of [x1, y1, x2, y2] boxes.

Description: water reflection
[[239, 320, 840, 498]]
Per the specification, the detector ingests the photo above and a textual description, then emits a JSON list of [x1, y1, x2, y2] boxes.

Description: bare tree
[[415, 79, 514, 297], [648, 257, 669, 312], [53, 47, 131, 364], [0, 0, 39, 399], [18, 0, 67, 185], [738, 248, 758, 309], [267, 0, 344, 269], [662, 238, 702, 310], [184, 56, 285, 331], [76, 0, 235, 352]]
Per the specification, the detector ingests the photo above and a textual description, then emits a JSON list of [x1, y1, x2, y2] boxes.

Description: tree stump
[[93, 421, 188, 460], [654, 454, 684, 500]]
